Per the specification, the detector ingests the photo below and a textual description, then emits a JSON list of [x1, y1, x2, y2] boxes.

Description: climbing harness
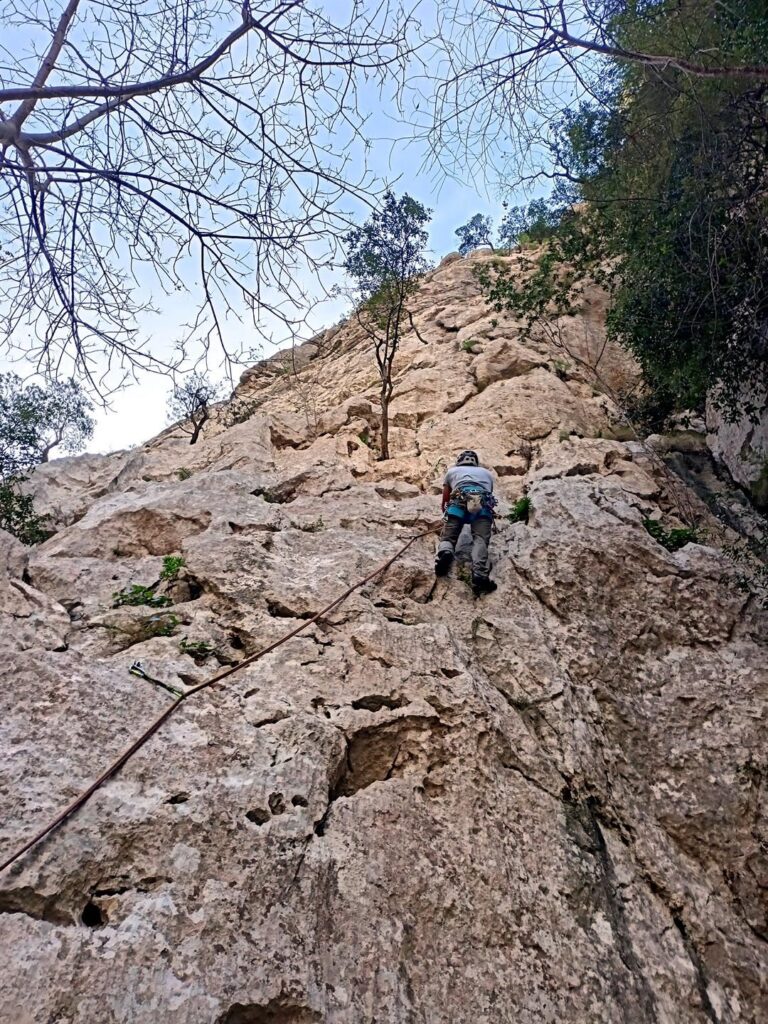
[[0, 525, 441, 874], [445, 483, 498, 522]]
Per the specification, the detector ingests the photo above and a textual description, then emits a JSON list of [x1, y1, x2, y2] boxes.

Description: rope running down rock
[[0, 524, 440, 874]]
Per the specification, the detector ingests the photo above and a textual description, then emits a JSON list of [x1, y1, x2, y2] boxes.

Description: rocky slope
[[1, 251, 766, 1023]]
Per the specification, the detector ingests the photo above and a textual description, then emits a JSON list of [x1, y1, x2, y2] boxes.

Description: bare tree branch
[[0, 0, 417, 384], [426, 0, 768, 188]]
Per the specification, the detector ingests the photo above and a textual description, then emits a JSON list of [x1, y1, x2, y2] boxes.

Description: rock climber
[[435, 449, 498, 595]]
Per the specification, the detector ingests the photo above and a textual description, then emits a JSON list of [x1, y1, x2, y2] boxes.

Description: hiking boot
[[472, 573, 497, 596], [435, 550, 454, 577]]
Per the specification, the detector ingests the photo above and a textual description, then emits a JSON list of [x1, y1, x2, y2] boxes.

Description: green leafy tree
[[497, 201, 563, 251], [0, 373, 93, 543], [476, 0, 768, 429], [0, 485, 50, 545], [455, 213, 494, 255], [344, 191, 431, 460], [0, 374, 95, 474], [167, 373, 222, 446], [433, 0, 768, 187]]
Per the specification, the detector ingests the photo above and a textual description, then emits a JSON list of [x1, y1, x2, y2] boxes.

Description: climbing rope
[[0, 525, 440, 874]]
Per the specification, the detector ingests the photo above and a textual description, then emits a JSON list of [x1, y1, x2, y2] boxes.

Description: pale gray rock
[[0, 527, 26, 578], [707, 391, 768, 507], [1, 253, 766, 1023]]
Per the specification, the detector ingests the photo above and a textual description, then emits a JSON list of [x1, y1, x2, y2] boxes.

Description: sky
[[0, 0, 557, 456], [79, 174, 498, 455]]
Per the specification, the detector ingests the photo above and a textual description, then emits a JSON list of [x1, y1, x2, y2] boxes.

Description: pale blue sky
[[0, 0, 566, 455]]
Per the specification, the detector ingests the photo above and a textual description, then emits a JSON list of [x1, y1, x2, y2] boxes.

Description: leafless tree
[[0, 0, 416, 387], [428, 0, 768, 185]]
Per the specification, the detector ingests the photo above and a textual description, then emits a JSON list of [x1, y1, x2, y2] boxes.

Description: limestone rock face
[[707, 393, 768, 508], [1, 252, 766, 1024]]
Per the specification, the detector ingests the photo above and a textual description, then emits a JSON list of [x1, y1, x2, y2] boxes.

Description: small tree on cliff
[[0, 373, 94, 542], [168, 373, 222, 445], [344, 192, 431, 460], [0, 374, 95, 473], [455, 213, 494, 256]]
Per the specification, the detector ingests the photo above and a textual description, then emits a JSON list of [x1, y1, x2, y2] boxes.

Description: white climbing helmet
[[456, 450, 479, 466]]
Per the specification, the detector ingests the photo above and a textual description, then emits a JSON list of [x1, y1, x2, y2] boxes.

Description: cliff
[[1, 251, 766, 1023]]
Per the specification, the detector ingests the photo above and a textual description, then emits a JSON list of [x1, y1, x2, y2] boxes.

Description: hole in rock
[[246, 808, 269, 826], [333, 717, 443, 799], [81, 901, 105, 927], [291, 795, 308, 808], [351, 694, 407, 713], [268, 792, 286, 815], [440, 668, 461, 679], [167, 792, 190, 805], [311, 695, 334, 719], [266, 600, 314, 620], [250, 485, 295, 505], [66, 601, 84, 621], [229, 522, 278, 536], [229, 632, 246, 651], [216, 1000, 321, 1024], [91, 884, 130, 898]]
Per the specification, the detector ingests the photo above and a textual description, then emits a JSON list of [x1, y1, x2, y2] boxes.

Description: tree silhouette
[[455, 214, 494, 255], [0, 0, 414, 383], [167, 373, 222, 445]]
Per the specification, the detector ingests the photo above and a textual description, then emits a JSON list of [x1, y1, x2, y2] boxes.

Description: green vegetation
[[474, 0, 768, 431], [552, 360, 569, 381], [455, 213, 493, 255], [0, 374, 93, 544], [113, 584, 172, 609], [167, 373, 222, 446], [461, 339, 479, 353], [0, 486, 50, 545], [357, 428, 372, 448], [299, 517, 325, 533], [160, 555, 186, 581], [455, 202, 563, 255], [0, 372, 95, 470], [727, 534, 768, 607], [643, 519, 698, 552], [177, 467, 192, 481], [344, 191, 431, 460], [507, 496, 531, 524], [224, 397, 262, 427], [179, 636, 217, 659], [145, 614, 180, 638], [497, 200, 562, 251]]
